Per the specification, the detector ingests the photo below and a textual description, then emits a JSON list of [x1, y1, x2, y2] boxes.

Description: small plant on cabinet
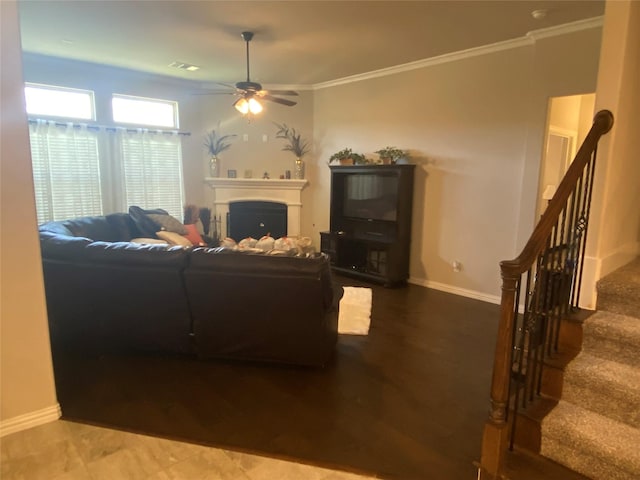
[[374, 146, 408, 164]]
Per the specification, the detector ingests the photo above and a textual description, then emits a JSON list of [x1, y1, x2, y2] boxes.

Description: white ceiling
[[18, 0, 605, 87]]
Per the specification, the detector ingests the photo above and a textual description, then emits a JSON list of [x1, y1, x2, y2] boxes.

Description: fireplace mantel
[[205, 177, 308, 190], [204, 177, 308, 238]]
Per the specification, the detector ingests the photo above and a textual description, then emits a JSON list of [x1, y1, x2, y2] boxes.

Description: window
[[24, 83, 95, 120], [29, 121, 103, 224], [112, 94, 178, 128], [25, 84, 185, 223], [115, 129, 185, 219]]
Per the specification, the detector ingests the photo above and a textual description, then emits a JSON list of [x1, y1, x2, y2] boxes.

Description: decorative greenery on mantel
[[273, 122, 310, 158], [204, 127, 237, 156]]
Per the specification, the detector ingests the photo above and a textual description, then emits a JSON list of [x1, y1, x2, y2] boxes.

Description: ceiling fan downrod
[[241, 31, 254, 83]]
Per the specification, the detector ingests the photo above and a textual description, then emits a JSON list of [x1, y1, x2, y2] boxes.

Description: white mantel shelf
[[204, 177, 308, 190], [203, 177, 308, 238]]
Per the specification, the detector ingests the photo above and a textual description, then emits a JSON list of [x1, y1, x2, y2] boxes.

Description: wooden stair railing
[[478, 110, 614, 479]]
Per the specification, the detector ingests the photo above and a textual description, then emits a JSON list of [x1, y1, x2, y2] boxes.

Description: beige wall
[[577, 94, 597, 145], [549, 95, 583, 133], [313, 26, 602, 300], [1, 0, 58, 431], [585, 0, 640, 306], [515, 26, 602, 258]]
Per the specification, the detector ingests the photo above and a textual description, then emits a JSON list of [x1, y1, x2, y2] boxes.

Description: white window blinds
[[28, 122, 185, 224], [29, 121, 103, 224], [115, 129, 185, 219]]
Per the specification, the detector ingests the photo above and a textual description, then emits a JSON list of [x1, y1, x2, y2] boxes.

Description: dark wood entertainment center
[[320, 164, 415, 286]]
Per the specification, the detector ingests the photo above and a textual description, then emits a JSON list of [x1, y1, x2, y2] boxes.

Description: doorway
[[537, 93, 596, 218]]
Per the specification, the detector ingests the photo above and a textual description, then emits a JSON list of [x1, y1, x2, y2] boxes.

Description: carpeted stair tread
[[541, 401, 640, 479], [596, 257, 640, 317], [562, 352, 640, 427], [581, 311, 640, 367]]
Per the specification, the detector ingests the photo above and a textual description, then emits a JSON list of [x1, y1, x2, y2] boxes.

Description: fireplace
[[204, 177, 308, 240], [228, 201, 287, 240]]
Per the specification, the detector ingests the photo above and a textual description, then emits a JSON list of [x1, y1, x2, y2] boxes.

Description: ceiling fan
[[201, 31, 298, 114]]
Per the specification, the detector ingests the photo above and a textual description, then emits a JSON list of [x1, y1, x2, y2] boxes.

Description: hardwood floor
[[50, 275, 575, 479]]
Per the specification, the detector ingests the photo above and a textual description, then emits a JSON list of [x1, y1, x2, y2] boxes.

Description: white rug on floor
[[338, 287, 372, 335]]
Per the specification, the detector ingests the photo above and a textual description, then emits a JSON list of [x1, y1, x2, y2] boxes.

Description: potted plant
[[375, 146, 408, 164], [204, 127, 237, 177], [329, 148, 360, 166], [274, 122, 310, 179], [351, 153, 369, 165]]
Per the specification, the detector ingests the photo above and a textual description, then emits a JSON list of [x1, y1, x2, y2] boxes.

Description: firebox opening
[[227, 201, 287, 241]]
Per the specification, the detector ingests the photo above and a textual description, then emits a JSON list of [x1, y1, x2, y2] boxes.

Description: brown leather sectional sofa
[[38, 213, 340, 367]]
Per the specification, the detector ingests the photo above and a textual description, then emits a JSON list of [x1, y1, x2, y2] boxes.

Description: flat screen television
[[342, 173, 398, 221]]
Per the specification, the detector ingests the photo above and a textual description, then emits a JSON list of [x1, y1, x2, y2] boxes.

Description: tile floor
[[1, 420, 378, 480]]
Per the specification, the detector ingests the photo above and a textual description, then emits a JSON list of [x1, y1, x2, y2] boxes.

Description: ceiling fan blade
[[214, 82, 237, 89], [193, 82, 242, 95], [259, 90, 299, 96], [261, 94, 297, 107], [192, 91, 238, 96]]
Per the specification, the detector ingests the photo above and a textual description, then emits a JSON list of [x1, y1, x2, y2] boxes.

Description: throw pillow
[[156, 230, 193, 247], [183, 223, 205, 246], [129, 206, 165, 237], [147, 213, 188, 235]]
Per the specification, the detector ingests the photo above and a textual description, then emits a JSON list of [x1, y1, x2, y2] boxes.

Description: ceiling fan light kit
[[234, 96, 263, 115]]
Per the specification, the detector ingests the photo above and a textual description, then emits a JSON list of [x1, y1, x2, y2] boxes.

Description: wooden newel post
[[479, 270, 519, 478]]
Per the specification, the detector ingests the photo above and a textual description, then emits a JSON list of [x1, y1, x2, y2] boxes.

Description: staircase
[[540, 257, 640, 479]]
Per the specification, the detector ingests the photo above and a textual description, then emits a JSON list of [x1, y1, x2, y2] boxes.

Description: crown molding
[[313, 16, 604, 91], [313, 37, 532, 90], [527, 16, 603, 41]]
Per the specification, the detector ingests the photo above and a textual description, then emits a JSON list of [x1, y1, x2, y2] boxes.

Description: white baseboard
[[580, 241, 640, 310], [409, 277, 501, 305], [0, 403, 61, 438], [600, 241, 640, 279]]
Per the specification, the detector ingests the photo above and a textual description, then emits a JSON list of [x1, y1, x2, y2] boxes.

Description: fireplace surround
[[205, 177, 308, 239]]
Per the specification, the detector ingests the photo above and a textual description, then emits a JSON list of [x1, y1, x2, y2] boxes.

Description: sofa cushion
[[58, 216, 123, 242], [83, 241, 189, 266], [39, 231, 93, 260]]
